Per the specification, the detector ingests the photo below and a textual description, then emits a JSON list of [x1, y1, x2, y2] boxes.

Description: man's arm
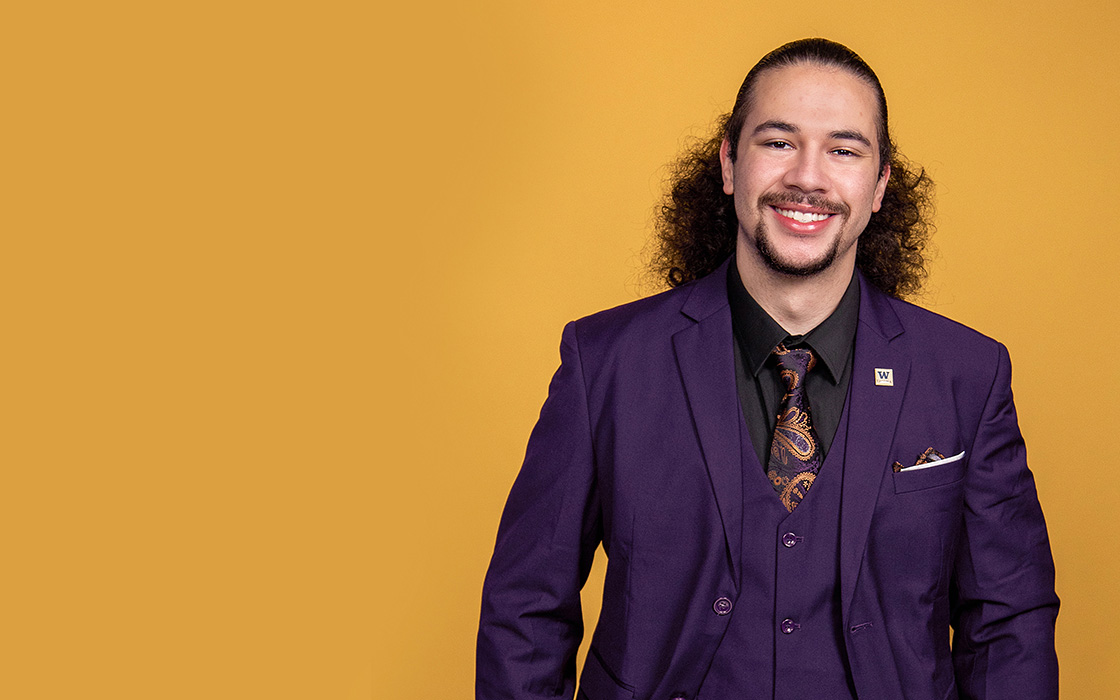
[[477, 322, 602, 700], [950, 343, 1059, 699]]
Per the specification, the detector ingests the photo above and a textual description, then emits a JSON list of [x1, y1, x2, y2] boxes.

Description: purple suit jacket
[[478, 259, 1058, 700]]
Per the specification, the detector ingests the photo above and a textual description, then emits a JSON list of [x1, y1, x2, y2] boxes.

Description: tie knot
[[773, 344, 816, 375]]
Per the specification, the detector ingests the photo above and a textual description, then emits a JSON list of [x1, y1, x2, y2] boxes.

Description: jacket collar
[[839, 273, 908, 617]]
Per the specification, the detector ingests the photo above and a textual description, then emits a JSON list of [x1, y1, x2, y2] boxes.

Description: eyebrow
[[752, 120, 798, 136], [830, 129, 873, 148], [752, 121, 873, 148]]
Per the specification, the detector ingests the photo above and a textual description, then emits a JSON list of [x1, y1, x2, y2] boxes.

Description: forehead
[[745, 63, 881, 144]]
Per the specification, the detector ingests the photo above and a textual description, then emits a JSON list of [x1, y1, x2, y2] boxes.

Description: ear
[[719, 138, 735, 195], [871, 163, 890, 212]]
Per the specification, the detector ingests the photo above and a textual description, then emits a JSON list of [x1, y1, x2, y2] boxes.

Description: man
[[478, 38, 1058, 700]]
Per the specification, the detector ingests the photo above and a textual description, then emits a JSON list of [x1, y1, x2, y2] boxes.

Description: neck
[[735, 238, 855, 336]]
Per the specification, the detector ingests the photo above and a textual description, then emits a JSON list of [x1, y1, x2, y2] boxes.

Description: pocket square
[[893, 448, 965, 473]]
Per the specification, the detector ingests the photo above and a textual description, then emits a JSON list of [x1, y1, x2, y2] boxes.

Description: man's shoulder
[[884, 294, 998, 342], [872, 289, 1007, 367], [567, 276, 717, 350]]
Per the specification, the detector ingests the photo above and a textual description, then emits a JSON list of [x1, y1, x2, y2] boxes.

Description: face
[[720, 63, 889, 278]]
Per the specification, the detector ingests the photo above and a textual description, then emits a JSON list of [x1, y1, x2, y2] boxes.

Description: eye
[[763, 140, 793, 150], [831, 148, 858, 157]]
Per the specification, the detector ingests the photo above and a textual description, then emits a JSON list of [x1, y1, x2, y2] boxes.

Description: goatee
[[752, 192, 853, 277]]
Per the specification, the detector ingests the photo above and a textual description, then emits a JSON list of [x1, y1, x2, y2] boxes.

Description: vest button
[[781, 532, 801, 548], [712, 597, 733, 615], [780, 618, 801, 634]]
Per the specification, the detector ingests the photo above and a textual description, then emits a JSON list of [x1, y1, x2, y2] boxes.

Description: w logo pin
[[874, 368, 894, 386]]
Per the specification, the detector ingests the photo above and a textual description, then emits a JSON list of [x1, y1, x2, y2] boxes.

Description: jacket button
[[780, 618, 800, 634], [712, 597, 733, 615], [781, 532, 801, 548]]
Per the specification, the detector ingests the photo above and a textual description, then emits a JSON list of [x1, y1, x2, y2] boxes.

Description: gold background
[[4, 1, 1117, 697]]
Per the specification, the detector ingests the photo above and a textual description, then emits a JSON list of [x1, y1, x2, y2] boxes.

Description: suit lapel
[[672, 261, 743, 589], [839, 277, 909, 615]]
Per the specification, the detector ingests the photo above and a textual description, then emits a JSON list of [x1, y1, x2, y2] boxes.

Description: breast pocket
[[892, 451, 967, 494]]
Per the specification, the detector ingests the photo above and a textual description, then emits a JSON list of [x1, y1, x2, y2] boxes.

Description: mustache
[[757, 192, 849, 217]]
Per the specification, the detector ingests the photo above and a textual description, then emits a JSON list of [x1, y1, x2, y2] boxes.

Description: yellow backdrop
[[4, 1, 1117, 698]]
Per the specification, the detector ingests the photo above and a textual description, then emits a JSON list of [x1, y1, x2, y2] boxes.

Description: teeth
[[777, 208, 831, 223]]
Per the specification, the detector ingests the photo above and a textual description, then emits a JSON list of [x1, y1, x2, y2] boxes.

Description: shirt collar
[[726, 260, 860, 384]]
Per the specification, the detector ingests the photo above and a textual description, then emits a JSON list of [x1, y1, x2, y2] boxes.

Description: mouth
[[774, 207, 833, 224], [768, 204, 840, 233], [758, 193, 848, 234]]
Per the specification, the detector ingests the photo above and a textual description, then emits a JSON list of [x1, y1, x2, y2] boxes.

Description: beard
[[750, 192, 854, 277]]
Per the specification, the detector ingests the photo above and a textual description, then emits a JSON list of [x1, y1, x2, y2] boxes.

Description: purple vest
[[699, 397, 856, 699]]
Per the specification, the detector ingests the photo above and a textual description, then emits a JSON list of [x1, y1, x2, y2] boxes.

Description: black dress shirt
[[727, 261, 860, 468]]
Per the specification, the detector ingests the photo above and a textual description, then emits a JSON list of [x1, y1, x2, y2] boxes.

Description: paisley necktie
[[766, 344, 822, 512]]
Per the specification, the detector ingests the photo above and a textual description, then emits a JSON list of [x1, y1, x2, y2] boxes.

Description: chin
[[751, 223, 844, 277]]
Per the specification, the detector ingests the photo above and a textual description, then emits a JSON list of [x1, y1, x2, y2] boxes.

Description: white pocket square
[[895, 450, 966, 472]]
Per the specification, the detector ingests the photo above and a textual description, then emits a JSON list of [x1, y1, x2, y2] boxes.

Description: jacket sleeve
[[477, 322, 602, 700], [950, 343, 1059, 699]]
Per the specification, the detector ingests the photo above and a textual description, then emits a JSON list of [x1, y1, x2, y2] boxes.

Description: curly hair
[[650, 39, 934, 299]]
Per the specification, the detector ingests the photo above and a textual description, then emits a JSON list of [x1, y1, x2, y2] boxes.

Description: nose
[[782, 150, 828, 193]]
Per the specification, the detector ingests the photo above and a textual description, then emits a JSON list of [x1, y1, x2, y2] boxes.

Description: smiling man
[[478, 39, 1058, 700]]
